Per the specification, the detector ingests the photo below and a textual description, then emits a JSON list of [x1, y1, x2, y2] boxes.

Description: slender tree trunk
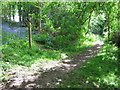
[[39, 2, 43, 33], [12, 5, 15, 21], [18, 2, 22, 22], [2, 4, 7, 21], [22, 10, 25, 24], [118, 1, 120, 31], [8, 4, 11, 21], [107, 12, 110, 40], [29, 22, 32, 48], [85, 11, 92, 35]]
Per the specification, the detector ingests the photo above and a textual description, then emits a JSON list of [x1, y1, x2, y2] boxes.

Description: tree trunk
[[38, 2, 43, 33], [107, 12, 110, 40], [85, 11, 92, 35], [12, 4, 15, 21], [29, 22, 32, 48], [8, 4, 11, 21], [18, 2, 22, 22]]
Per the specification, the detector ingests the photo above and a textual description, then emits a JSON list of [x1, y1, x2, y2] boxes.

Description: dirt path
[[2, 43, 103, 89]]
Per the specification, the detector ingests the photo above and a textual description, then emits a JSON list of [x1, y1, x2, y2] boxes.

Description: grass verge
[[55, 43, 119, 88], [0, 25, 102, 84]]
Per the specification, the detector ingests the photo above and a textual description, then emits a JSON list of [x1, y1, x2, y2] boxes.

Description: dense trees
[[1, 1, 119, 62], [1, 2, 119, 43], [1, 1, 119, 88]]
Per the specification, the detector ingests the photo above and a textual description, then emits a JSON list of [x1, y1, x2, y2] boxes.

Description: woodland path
[[1, 42, 103, 89]]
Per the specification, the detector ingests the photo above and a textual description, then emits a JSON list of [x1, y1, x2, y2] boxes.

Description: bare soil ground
[[1, 43, 103, 89]]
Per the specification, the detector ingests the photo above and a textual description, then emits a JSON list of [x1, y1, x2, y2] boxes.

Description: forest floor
[[1, 42, 103, 89]]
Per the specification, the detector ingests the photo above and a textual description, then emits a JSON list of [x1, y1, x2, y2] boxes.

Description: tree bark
[[107, 12, 110, 40], [12, 4, 15, 21], [8, 4, 11, 21], [29, 22, 32, 48], [38, 2, 43, 33], [18, 2, 22, 22], [85, 10, 93, 35]]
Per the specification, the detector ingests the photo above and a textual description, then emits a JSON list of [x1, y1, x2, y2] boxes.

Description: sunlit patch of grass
[[100, 72, 118, 87], [55, 43, 119, 88], [0, 31, 68, 82], [83, 33, 103, 45], [60, 44, 92, 57], [60, 34, 102, 57], [1, 26, 103, 84], [1, 38, 62, 82], [2, 42, 61, 67]]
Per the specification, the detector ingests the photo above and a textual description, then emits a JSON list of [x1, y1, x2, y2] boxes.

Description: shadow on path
[[2, 44, 103, 89]]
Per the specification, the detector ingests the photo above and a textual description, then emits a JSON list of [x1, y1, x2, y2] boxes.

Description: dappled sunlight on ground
[[60, 53, 68, 59], [94, 41, 104, 45], [101, 72, 118, 87], [1, 43, 103, 89]]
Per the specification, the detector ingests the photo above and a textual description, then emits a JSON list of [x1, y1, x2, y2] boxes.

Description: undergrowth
[[55, 43, 119, 88], [0, 24, 101, 83]]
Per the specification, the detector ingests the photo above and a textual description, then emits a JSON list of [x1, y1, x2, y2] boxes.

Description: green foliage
[[2, 41, 61, 67], [55, 44, 119, 88], [33, 33, 53, 45], [1, 30, 61, 69], [90, 13, 106, 36], [52, 35, 73, 48], [1, 2, 119, 88]]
